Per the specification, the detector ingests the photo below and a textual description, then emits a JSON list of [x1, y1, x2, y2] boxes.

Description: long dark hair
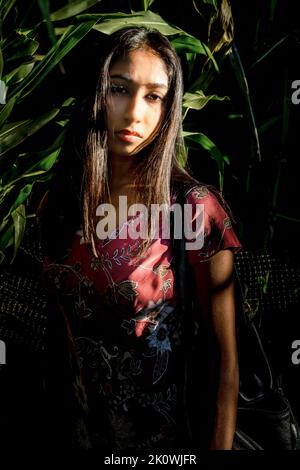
[[40, 27, 197, 260]]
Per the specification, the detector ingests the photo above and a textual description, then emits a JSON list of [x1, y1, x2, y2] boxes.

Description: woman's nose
[[124, 94, 144, 122]]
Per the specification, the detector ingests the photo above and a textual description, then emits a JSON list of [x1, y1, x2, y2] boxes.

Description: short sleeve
[[184, 185, 241, 265]]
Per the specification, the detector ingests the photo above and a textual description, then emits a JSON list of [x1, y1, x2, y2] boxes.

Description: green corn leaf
[[201, 0, 217, 8], [228, 44, 261, 162], [275, 213, 300, 224], [0, 96, 16, 127], [2, 183, 33, 219], [258, 116, 280, 135], [183, 90, 229, 110], [37, 0, 57, 47], [269, 0, 279, 24], [0, 223, 14, 257], [0, 0, 17, 21], [8, 148, 61, 184], [143, 0, 155, 10], [171, 35, 211, 57], [188, 63, 218, 94], [51, 0, 102, 21], [0, 184, 15, 205], [4, 62, 35, 86], [0, 79, 7, 104], [251, 35, 288, 69], [0, 216, 9, 234], [3, 32, 40, 63], [25, 145, 63, 173], [185, 52, 197, 80], [8, 20, 97, 102], [90, 11, 180, 36], [171, 36, 219, 72], [183, 131, 228, 190], [0, 47, 3, 77], [0, 108, 60, 157], [11, 203, 26, 263], [1, 111, 68, 186], [16, 126, 65, 162]]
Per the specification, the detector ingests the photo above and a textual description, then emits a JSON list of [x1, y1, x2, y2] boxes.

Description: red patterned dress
[[42, 185, 241, 450]]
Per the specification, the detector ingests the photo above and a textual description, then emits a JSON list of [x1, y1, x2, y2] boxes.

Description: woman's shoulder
[[177, 182, 242, 261], [185, 183, 228, 209], [173, 181, 228, 212], [184, 183, 213, 202]]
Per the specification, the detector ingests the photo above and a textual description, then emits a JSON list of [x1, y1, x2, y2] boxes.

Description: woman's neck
[[109, 152, 137, 196]]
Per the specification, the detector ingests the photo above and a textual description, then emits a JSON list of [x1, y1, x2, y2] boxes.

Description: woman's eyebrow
[[110, 73, 168, 89]]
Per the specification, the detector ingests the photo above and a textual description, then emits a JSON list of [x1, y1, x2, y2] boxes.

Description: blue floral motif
[[143, 302, 174, 384]]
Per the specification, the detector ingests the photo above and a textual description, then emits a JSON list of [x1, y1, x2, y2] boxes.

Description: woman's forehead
[[109, 48, 169, 87]]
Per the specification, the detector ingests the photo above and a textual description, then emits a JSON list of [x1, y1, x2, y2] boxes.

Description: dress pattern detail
[[42, 185, 241, 450]]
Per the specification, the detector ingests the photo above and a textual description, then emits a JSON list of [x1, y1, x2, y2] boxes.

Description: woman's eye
[[147, 94, 162, 102], [110, 85, 127, 95]]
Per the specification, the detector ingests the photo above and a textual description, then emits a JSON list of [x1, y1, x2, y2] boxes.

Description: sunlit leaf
[[7, 183, 33, 215], [53, 27, 68, 36], [11, 148, 61, 183], [0, 79, 7, 104], [172, 35, 218, 70], [90, 11, 180, 36], [172, 35, 209, 56], [142, 0, 155, 10], [4, 62, 35, 86], [207, 0, 234, 54], [183, 90, 229, 110]]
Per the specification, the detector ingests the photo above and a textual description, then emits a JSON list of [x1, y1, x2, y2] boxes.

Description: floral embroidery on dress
[[152, 264, 170, 277], [224, 216, 232, 229], [191, 185, 209, 199], [91, 256, 101, 270], [152, 385, 177, 423], [160, 278, 172, 294], [116, 280, 139, 301], [75, 299, 93, 319], [143, 302, 175, 384]]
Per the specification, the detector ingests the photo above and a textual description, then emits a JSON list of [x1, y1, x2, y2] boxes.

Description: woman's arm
[[192, 249, 239, 450]]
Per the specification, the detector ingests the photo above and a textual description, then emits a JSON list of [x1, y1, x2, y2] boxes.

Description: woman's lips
[[116, 130, 142, 143]]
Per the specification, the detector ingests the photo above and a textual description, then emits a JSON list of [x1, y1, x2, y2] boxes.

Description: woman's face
[[106, 48, 169, 158]]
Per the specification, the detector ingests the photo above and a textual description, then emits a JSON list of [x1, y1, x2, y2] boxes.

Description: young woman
[[39, 26, 241, 451]]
